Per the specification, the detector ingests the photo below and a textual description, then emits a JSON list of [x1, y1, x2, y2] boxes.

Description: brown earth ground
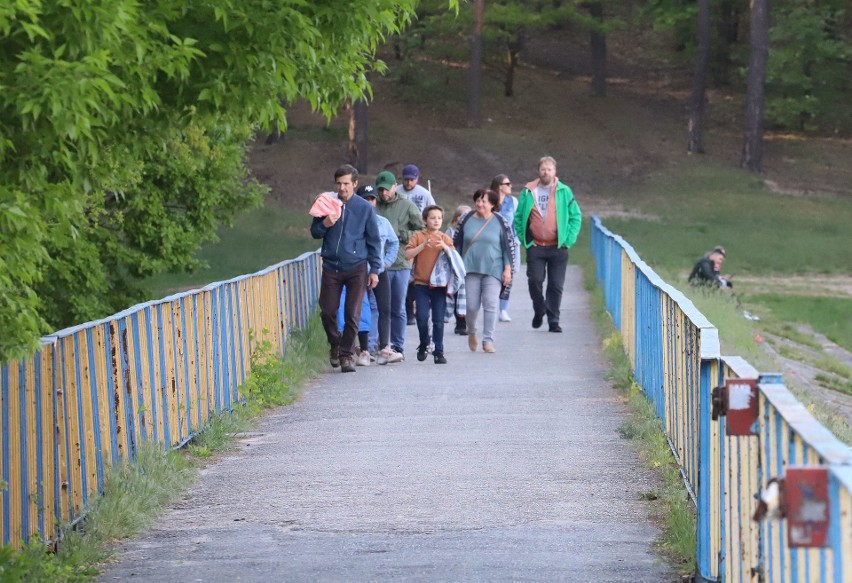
[[247, 30, 852, 431]]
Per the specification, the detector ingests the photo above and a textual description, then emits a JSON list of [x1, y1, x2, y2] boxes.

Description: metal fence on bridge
[[0, 251, 321, 549], [591, 216, 852, 583]]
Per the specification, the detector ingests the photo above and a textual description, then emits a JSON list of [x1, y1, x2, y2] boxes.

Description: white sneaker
[[386, 348, 404, 364], [355, 350, 371, 367], [499, 310, 511, 322], [376, 348, 389, 366]]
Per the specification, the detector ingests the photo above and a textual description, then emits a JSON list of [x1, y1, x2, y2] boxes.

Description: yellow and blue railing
[[592, 216, 852, 583], [0, 251, 321, 548]]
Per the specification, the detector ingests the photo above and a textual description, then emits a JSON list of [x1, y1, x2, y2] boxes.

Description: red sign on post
[[786, 467, 830, 548], [725, 379, 759, 436]]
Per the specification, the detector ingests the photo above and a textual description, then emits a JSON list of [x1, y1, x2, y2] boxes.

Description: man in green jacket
[[514, 156, 582, 333], [375, 170, 425, 358]]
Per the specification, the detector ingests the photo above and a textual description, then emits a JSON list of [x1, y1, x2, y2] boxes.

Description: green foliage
[[639, 0, 697, 53], [188, 408, 252, 458], [642, 0, 852, 132], [0, 0, 438, 361], [241, 332, 298, 415], [766, 3, 852, 132], [0, 534, 95, 583]]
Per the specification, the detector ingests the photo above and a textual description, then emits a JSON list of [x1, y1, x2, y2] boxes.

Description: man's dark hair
[[334, 164, 358, 183], [421, 204, 444, 221], [473, 188, 501, 212]]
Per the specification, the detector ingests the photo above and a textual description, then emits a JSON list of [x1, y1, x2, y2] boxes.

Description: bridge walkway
[[98, 265, 673, 582]]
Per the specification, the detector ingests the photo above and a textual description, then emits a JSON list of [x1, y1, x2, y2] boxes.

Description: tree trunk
[[353, 99, 368, 173], [347, 98, 357, 166], [688, 0, 711, 153], [713, 0, 742, 86], [265, 123, 282, 145], [467, 0, 485, 128], [504, 48, 517, 97], [588, 2, 607, 97], [740, 0, 769, 172]]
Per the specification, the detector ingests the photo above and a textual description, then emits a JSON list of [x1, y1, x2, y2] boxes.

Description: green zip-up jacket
[[376, 192, 424, 270], [514, 179, 582, 249]]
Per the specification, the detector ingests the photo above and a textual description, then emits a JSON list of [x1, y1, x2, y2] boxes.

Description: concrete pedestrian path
[[99, 265, 672, 582]]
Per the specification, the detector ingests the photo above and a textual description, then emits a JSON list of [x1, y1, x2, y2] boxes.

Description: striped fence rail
[[591, 216, 852, 583], [0, 250, 322, 549]]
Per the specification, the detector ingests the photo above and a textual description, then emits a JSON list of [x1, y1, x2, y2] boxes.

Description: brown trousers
[[318, 263, 369, 358]]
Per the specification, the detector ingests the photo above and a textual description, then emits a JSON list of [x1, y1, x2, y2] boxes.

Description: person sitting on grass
[[688, 246, 733, 289]]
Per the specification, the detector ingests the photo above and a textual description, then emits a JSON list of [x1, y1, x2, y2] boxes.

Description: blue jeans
[[386, 269, 411, 352], [414, 284, 447, 355]]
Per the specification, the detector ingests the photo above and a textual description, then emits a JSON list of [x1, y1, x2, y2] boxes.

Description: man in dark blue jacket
[[311, 164, 382, 372]]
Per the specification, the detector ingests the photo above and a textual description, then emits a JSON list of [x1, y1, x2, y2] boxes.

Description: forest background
[[1, 0, 850, 428]]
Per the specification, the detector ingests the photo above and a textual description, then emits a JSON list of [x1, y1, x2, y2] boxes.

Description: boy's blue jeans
[[414, 284, 447, 355]]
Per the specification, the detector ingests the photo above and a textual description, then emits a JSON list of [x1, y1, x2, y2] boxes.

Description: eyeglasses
[[501, 181, 511, 186]]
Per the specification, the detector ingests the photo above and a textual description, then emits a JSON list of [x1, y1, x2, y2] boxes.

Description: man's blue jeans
[[386, 269, 411, 352]]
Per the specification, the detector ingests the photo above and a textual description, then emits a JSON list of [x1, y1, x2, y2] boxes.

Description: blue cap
[[402, 164, 420, 179]]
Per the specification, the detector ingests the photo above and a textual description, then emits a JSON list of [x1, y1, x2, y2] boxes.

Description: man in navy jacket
[[311, 164, 382, 372]]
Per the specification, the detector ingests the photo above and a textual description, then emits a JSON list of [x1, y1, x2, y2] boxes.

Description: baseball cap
[[375, 171, 397, 190], [356, 184, 377, 199], [402, 164, 420, 179]]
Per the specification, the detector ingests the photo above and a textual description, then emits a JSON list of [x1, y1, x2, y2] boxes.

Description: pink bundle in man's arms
[[309, 192, 343, 217]]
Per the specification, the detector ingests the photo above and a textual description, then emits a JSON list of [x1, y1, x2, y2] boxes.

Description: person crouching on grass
[[405, 205, 455, 364]]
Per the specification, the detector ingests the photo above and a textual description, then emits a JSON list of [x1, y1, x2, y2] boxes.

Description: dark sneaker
[[340, 356, 356, 373], [434, 353, 447, 364], [407, 316, 416, 326], [454, 327, 468, 336], [416, 344, 428, 362], [329, 346, 340, 368], [549, 323, 563, 333], [532, 312, 544, 329]]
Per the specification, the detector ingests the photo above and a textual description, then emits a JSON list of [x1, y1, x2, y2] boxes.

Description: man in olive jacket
[[375, 170, 425, 357], [514, 156, 582, 333]]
